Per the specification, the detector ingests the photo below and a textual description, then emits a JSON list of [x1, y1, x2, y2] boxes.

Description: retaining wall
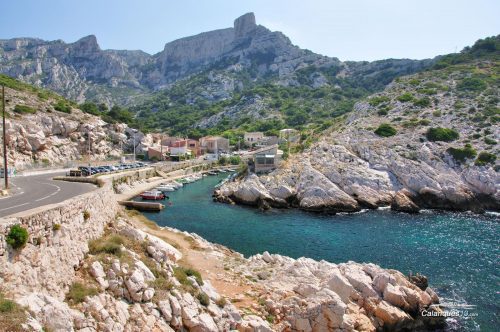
[[0, 182, 118, 299]]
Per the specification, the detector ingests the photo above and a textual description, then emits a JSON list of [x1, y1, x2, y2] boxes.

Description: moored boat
[[140, 190, 165, 200]]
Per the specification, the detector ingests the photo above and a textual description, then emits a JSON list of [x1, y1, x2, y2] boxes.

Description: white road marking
[[35, 182, 61, 202], [0, 202, 29, 212]]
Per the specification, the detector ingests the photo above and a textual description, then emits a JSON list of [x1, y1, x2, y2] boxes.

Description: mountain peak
[[234, 12, 256, 38], [73, 35, 100, 51]]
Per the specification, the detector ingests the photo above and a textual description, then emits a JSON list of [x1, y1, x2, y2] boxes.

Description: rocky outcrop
[[1, 85, 154, 170], [216, 61, 499, 213]]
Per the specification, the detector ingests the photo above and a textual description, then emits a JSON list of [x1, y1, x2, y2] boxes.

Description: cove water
[[138, 174, 499, 331]]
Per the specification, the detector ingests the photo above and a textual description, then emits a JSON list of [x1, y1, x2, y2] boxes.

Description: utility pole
[[2, 85, 8, 189], [133, 129, 137, 162]]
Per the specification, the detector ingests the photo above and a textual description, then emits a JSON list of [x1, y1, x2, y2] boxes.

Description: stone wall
[[0, 182, 118, 299]]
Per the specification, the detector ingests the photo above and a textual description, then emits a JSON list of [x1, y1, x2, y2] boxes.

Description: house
[[199, 136, 230, 153], [279, 128, 300, 143], [258, 135, 278, 146], [147, 145, 169, 161], [161, 136, 183, 147], [169, 146, 192, 161], [244, 132, 264, 145], [172, 139, 202, 156], [247, 144, 283, 174]]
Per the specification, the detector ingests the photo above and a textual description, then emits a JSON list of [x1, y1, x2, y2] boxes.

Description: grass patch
[[0, 292, 27, 332], [88, 234, 124, 257], [197, 292, 210, 306], [173, 266, 203, 287], [13, 104, 37, 114], [397, 93, 414, 102], [65, 282, 98, 305]]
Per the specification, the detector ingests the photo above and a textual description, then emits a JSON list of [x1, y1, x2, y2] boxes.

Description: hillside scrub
[[13, 104, 37, 114], [475, 151, 497, 166], [374, 123, 397, 137], [447, 144, 477, 162], [426, 127, 459, 142]]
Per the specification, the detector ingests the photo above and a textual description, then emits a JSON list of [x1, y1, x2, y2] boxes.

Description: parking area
[[69, 162, 149, 177]]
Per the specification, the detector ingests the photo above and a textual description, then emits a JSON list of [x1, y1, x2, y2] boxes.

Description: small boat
[[170, 181, 183, 188], [207, 171, 217, 176], [140, 190, 165, 200], [219, 169, 227, 173], [156, 185, 175, 192]]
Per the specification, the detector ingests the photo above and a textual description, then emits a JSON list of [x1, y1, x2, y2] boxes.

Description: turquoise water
[[138, 174, 499, 331]]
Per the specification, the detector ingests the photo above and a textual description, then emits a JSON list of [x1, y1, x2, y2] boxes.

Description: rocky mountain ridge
[[0, 13, 432, 107]]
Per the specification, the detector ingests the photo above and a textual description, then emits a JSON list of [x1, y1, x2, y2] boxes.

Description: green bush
[[397, 93, 414, 102], [475, 151, 497, 166], [197, 292, 210, 306], [457, 77, 487, 92], [413, 97, 431, 108], [374, 123, 397, 137], [484, 137, 497, 145], [215, 297, 227, 308], [432, 110, 442, 117], [66, 282, 98, 304], [447, 144, 477, 162], [83, 210, 90, 221], [53, 100, 72, 113], [426, 127, 459, 142], [13, 104, 37, 114], [52, 224, 61, 231], [368, 96, 390, 106], [229, 155, 241, 165], [6, 225, 29, 249]]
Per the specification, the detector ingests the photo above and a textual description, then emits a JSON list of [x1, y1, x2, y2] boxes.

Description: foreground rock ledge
[[6, 220, 444, 331]]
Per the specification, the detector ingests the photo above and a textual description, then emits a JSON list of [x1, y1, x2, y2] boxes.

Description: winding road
[[0, 172, 96, 218]]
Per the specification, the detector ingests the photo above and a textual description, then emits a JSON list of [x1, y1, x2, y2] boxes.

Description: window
[[256, 156, 266, 164], [265, 157, 274, 165]]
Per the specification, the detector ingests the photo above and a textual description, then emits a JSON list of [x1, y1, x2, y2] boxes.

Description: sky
[[1, 0, 498, 61]]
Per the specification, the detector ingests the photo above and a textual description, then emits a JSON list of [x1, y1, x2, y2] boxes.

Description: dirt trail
[[127, 213, 262, 310]]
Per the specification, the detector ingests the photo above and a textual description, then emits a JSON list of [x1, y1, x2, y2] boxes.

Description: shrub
[[66, 282, 98, 304], [52, 224, 61, 231], [374, 123, 397, 137], [457, 77, 487, 92], [13, 104, 37, 114], [447, 144, 477, 162], [484, 137, 497, 145], [397, 93, 414, 102], [173, 266, 203, 286], [432, 110, 442, 117], [413, 97, 431, 108], [266, 315, 275, 324], [377, 109, 388, 116], [215, 297, 227, 308], [229, 155, 241, 165], [53, 100, 72, 113], [368, 96, 390, 106], [426, 127, 459, 142], [6, 225, 29, 249], [83, 210, 90, 221], [197, 292, 210, 306], [475, 151, 497, 166], [88, 234, 124, 256]]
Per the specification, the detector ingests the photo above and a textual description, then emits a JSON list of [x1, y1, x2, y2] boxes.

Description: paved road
[[0, 172, 96, 218]]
